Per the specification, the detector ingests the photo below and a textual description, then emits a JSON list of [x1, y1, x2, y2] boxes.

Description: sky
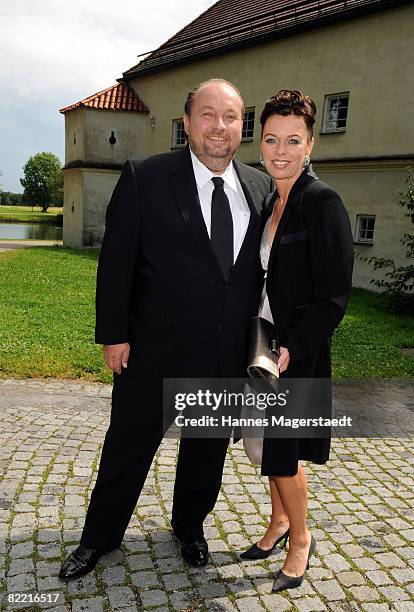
[[0, 0, 216, 192]]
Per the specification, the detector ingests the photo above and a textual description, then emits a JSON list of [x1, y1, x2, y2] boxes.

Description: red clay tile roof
[[59, 82, 149, 114], [123, 0, 408, 78]]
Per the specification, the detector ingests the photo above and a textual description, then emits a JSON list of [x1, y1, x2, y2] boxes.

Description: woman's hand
[[278, 346, 290, 374]]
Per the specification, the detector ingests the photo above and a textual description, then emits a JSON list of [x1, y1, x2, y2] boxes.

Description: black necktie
[[210, 177, 234, 279]]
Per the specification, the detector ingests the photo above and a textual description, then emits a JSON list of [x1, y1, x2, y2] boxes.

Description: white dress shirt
[[189, 147, 250, 262]]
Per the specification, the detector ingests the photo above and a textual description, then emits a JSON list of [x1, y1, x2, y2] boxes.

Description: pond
[[0, 223, 63, 240]]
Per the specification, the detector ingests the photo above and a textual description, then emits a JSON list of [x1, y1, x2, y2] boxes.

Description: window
[[355, 215, 375, 244], [172, 118, 186, 148], [322, 93, 349, 133], [242, 107, 255, 141]]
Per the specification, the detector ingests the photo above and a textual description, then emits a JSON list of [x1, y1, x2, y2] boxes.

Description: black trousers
[[80, 370, 230, 550]]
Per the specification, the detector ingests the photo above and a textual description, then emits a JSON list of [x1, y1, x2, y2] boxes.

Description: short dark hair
[[260, 90, 316, 138], [184, 78, 245, 117]]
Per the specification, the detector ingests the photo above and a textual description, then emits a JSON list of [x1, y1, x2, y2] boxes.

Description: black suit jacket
[[95, 146, 272, 379], [263, 165, 354, 377]]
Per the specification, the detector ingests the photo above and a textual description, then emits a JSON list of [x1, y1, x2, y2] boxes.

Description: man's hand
[[278, 346, 290, 374], [103, 343, 130, 375]]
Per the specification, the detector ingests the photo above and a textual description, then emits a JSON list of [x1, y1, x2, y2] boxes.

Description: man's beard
[[188, 134, 236, 173]]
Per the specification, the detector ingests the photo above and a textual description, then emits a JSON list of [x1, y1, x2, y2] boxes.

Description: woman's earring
[[259, 154, 265, 167], [302, 155, 310, 170]]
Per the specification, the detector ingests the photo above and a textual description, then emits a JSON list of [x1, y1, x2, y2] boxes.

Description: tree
[[0, 192, 23, 206], [20, 152, 63, 212], [362, 167, 414, 311], [1, 194, 11, 206]]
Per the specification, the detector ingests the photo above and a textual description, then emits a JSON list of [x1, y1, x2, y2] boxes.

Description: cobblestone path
[[0, 379, 413, 611]]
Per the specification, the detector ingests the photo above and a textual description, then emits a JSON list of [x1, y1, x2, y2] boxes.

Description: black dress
[[260, 166, 354, 476]]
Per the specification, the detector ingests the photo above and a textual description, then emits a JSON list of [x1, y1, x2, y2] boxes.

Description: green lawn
[[0, 247, 412, 383], [0, 247, 104, 381], [333, 288, 413, 378], [0, 205, 63, 224]]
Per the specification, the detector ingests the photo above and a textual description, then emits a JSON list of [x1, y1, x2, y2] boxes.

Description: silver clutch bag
[[242, 435, 263, 466], [247, 316, 279, 386], [240, 381, 267, 466], [243, 317, 279, 466]]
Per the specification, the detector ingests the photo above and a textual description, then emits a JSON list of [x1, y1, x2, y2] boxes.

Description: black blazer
[[95, 146, 272, 379], [263, 165, 354, 377]]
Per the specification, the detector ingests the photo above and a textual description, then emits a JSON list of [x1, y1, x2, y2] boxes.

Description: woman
[[240, 90, 354, 592]]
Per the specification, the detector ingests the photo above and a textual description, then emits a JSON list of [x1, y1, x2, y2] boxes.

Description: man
[[59, 79, 272, 581]]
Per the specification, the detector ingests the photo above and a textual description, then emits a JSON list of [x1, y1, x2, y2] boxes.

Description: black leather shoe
[[240, 528, 289, 560], [272, 534, 316, 593], [59, 545, 111, 581], [176, 536, 209, 567]]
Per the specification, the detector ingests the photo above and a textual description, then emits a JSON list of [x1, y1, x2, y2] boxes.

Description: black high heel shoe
[[239, 528, 289, 560], [272, 534, 316, 592]]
